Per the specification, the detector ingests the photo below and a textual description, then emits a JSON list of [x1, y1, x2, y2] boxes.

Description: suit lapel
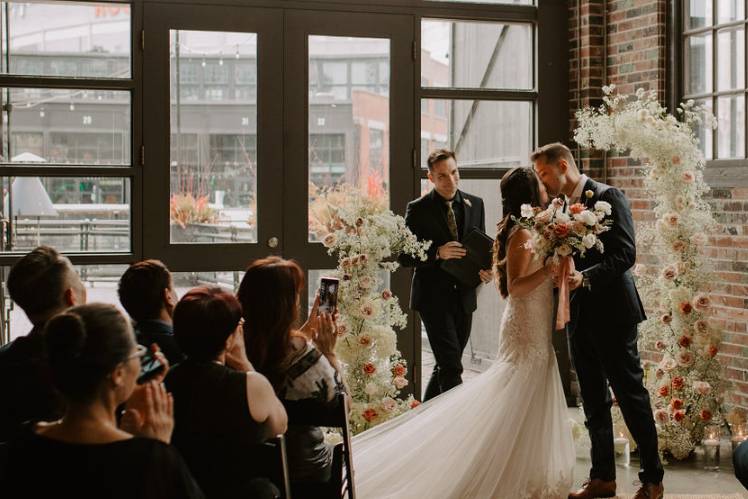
[[460, 190, 471, 239], [582, 178, 597, 209]]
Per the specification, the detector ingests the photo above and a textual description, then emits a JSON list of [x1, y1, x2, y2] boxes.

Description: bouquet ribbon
[[555, 256, 575, 331]]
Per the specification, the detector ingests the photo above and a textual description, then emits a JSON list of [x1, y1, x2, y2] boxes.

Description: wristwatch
[[582, 273, 592, 291]]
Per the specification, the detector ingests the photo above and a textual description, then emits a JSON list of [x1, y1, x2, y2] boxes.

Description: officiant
[[399, 149, 492, 401]]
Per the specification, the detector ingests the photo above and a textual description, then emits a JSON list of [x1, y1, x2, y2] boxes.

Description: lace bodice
[[497, 255, 555, 367]]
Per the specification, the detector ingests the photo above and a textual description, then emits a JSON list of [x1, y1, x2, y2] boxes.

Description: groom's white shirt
[[568, 174, 589, 204]]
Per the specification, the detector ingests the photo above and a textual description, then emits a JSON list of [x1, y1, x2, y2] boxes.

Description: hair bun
[[44, 312, 87, 363]]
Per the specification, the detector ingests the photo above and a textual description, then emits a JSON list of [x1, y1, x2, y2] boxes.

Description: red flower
[[661, 314, 672, 325], [707, 345, 719, 358], [362, 408, 378, 422], [673, 410, 686, 422], [680, 302, 693, 315], [363, 363, 377, 375], [700, 409, 713, 422], [670, 398, 684, 410], [658, 385, 669, 397], [553, 223, 570, 238], [569, 203, 585, 215], [392, 363, 407, 377], [678, 335, 691, 348], [358, 336, 372, 346], [672, 376, 684, 390], [410, 400, 421, 409]]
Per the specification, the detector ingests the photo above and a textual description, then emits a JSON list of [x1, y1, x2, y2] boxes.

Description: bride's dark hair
[[492, 167, 543, 298]]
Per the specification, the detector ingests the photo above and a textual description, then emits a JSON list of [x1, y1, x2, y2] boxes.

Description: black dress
[[0, 426, 204, 499], [165, 360, 273, 499]]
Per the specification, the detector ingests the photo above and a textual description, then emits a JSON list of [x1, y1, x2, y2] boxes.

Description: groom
[[399, 149, 492, 401], [532, 143, 664, 499]]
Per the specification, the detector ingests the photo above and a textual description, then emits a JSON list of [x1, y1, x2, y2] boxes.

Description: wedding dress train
[[352, 258, 575, 498]]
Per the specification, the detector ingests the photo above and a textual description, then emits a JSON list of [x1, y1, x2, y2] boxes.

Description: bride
[[352, 166, 575, 498]]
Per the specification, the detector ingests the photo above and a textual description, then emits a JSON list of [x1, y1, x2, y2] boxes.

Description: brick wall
[[569, 0, 748, 407]]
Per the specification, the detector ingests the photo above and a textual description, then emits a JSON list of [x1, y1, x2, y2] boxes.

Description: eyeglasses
[[126, 344, 147, 360]]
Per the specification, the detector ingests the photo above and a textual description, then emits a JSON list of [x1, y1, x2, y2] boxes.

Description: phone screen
[[137, 350, 165, 385], [319, 277, 340, 314]]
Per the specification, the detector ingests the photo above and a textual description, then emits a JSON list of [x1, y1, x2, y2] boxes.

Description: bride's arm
[[506, 229, 553, 298]]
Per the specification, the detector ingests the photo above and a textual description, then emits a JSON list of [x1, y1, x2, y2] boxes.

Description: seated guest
[[238, 257, 346, 498], [1, 303, 204, 498], [166, 287, 287, 499], [118, 259, 184, 365], [735, 439, 748, 490], [0, 246, 86, 441]]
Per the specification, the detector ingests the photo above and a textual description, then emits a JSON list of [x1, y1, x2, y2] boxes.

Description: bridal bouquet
[[513, 197, 613, 262], [513, 197, 613, 329]]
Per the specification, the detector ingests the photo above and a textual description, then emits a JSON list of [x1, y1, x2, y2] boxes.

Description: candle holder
[[702, 423, 721, 472], [732, 422, 748, 453], [614, 433, 630, 467]]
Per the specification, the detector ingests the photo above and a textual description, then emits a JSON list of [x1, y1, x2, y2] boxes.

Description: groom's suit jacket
[[570, 178, 646, 330], [399, 189, 486, 314]]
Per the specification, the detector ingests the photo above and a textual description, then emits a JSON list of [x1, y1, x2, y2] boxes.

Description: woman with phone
[[0, 303, 204, 499], [238, 256, 346, 499]]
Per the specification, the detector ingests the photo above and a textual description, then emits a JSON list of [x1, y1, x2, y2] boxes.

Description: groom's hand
[[568, 270, 583, 291], [479, 269, 493, 284], [437, 241, 466, 260]]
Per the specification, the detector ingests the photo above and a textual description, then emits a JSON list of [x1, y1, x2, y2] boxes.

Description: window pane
[[430, 0, 531, 4], [170, 30, 258, 244], [421, 100, 531, 169], [7, 264, 129, 342], [717, 28, 744, 91], [421, 20, 532, 90], [4, 2, 131, 78], [694, 98, 713, 160], [3, 88, 131, 165], [686, 33, 712, 95], [688, 0, 713, 29], [717, 95, 745, 158], [308, 35, 390, 242], [718, 0, 744, 24], [3, 176, 130, 254], [172, 271, 244, 295]]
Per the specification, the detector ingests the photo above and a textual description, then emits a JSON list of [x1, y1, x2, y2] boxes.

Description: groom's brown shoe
[[568, 479, 616, 499], [633, 482, 664, 499]]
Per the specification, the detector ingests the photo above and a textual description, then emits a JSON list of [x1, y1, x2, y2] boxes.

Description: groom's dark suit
[[570, 178, 664, 485], [399, 189, 485, 401]]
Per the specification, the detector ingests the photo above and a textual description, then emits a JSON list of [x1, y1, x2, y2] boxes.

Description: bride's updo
[[492, 167, 543, 298]]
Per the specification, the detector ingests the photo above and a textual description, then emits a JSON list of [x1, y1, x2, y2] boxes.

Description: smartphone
[[137, 349, 165, 385], [318, 277, 340, 314]]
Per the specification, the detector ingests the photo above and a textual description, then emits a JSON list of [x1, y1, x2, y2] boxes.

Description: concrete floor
[[421, 344, 747, 497]]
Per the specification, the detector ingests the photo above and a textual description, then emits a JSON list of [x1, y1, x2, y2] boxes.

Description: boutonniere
[[585, 190, 594, 199], [464, 198, 472, 208]]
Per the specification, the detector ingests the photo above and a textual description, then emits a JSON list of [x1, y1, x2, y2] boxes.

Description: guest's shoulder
[[408, 192, 432, 209]]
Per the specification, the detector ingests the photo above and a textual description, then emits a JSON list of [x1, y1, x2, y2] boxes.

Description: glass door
[[283, 10, 417, 394], [142, 4, 283, 268]]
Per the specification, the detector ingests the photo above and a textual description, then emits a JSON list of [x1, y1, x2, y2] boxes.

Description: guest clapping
[[166, 286, 287, 499], [238, 257, 346, 497], [1, 303, 203, 499]]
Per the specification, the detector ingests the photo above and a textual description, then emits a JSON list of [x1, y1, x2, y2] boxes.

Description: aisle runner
[[617, 495, 745, 499]]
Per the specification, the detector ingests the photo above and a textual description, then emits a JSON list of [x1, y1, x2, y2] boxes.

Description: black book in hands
[[440, 228, 494, 288]]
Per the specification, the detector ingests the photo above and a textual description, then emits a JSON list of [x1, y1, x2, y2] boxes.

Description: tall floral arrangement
[[574, 85, 727, 459], [310, 185, 431, 434]]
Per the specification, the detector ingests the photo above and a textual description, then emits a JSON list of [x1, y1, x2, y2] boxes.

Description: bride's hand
[[543, 260, 560, 287]]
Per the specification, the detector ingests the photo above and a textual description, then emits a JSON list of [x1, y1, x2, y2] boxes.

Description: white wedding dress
[[352, 252, 575, 498]]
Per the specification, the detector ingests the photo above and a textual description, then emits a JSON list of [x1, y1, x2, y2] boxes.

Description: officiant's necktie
[[446, 200, 459, 240]]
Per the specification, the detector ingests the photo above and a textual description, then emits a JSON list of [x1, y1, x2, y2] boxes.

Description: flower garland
[[574, 85, 727, 459], [310, 186, 431, 433]]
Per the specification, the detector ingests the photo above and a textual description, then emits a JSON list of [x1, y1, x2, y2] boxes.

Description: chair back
[[261, 434, 292, 499]]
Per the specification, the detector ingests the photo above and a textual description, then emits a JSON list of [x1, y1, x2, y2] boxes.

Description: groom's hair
[[530, 142, 577, 170]]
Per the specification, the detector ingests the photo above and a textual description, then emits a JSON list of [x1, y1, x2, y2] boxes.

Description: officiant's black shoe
[[632, 482, 663, 499], [568, 478, 616, 499]]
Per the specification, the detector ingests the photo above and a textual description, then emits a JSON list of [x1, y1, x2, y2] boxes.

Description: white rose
[[364, 382, 379, 396], [575, 210, 598, 226], [555, 211, 571, 223], [582, 233, 597, 249], [556, 244, 572, 257], [382, 397, 397, 412], [637, 109, 649, 122], [594, 201, 612, 216], [520, 204, 534, 219], [322, 233, 337, 248]]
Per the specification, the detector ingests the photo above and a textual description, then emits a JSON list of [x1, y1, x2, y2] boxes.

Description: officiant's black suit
[[399, 189, 485, 401], [570, 178, 664, 485]]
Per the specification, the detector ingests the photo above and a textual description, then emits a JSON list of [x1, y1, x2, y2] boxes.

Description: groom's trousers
[[570, 318, 664, 485], [421, 295, 472, 401]]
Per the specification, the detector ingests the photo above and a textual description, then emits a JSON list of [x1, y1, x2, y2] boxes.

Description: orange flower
[[658, 385, 669, 397], [679, 302, 693, 315], [359, 335, 372, 346], [363, 363, 377, 375], [410, 400, 421, 409], [362, 408, 378, 422], [673, 410, 686, 422], [672, 376, 684, 390], [707, 345, 718, 358], [670, 398, 684, 410], [553, 223, 570, 238], [700, 409, 713, 422], [569, 203, 585, 215], [392, 363, 407, 377]]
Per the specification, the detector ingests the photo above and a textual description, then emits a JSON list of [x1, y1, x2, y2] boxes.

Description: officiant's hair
[[530, 142, 577, 171], [493, 167, 542, 298], [426, 148, 456, 171]]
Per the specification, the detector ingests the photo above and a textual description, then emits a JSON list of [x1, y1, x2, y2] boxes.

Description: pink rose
[[700, 409, 713, 422], [665, 213, 680, 227], [655, 368, 665, 379], [682, 171, 695, 183], [655, 340, 667, 351], [671, 398, 684, 411], [553, 223, 570, 238], [678, 350, 694, 366], [393, 376, 408, 389], [672, 156, 681, 165], [678, 335, 691, 348], [382, 397, 397, 412], [661, 313, 673, 325], [672, 240, 686, 252], [662, 266, 677, 280], [381, 289, 392, 300], [694, 320, 709, 334], [693, 294, 710, 311], [358, 335, 372, 346], [693, 381, 712, 396], [673, 410, 686, 422], [672, 376, 685, 390], [655, 409, 669, 423], [658, 385, 670, 397], [392, 363, 407, 377]]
